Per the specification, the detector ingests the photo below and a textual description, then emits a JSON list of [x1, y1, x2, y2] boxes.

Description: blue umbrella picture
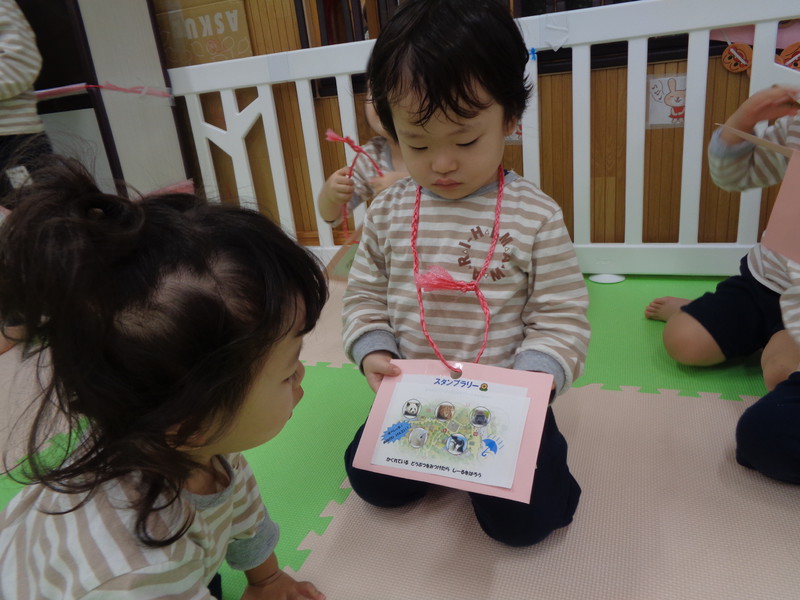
[[481, 438, 499, 456]]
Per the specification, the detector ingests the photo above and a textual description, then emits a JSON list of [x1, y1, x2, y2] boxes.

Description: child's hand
[[324, 167, 355, 207], [721, 85, 800, 145], [318, 167, 356, 223], [369, 170, 409, 196], [362, 351, 401, 393], [241, 570, 325, 600]]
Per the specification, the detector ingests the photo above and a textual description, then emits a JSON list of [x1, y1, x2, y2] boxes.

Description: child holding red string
[[317, 90, 408, 227], [341, 0, 590, 547]]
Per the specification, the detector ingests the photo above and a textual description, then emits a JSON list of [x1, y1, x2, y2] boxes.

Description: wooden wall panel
[[538, 72, 575, 238], [590, 66, 627, 243], [699, 58, 747, 242], [273, 84, 313, 239], [643, 60, 686, 243], [246, 0, 302, 53]]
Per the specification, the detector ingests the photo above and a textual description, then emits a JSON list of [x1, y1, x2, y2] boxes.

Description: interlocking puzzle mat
[[1, 274, 791, 599], [582, 275, 766, 398], [288, 385, 800, 599]]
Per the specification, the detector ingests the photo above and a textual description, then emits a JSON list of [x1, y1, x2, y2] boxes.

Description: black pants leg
[[343, 406, 581, 546], [736, 371, 800, 484], [467, 407, 581, 546], [344, 423, 431, 507], [207, 572, 222, 599]]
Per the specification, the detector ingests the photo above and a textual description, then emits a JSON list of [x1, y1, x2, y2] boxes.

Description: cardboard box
[[153, 0, 252, 68]]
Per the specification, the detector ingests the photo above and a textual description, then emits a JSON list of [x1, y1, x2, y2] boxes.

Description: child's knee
[[477, 517, 564, 547], [345, 465, 428, 508], [736, 383, 800, 483], [470, 474, 581, 547], [662, 314, 724, 366], [761, 330, 800, 391], [344, 426, 429, 507], [761, 359, 795, 392]]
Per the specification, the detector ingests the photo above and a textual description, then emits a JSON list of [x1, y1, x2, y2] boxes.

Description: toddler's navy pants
[[344, 406, 581, 547], [737, 370, 800, 483]]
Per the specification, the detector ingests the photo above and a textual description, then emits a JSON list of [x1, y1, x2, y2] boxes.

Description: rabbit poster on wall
[[647, 74, 686, 128]]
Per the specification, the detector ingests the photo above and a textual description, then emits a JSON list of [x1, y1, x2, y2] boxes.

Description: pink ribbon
[[411, 167, 504, 374], [416, 265, 479, 293], [35, 82, 172, 101], [325, 129, 384, 177], [325, 129, 384, 237]]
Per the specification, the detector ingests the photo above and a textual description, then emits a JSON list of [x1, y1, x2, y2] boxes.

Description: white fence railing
[[168, 0, 800, 275]]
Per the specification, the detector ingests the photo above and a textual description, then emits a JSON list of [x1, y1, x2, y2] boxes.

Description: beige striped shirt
[[707, 114, 800, 345], [0, 453, 277, 599], [327, 136, 395, 227], [342, 171, 590, 393], [0, 0, 45, 136]]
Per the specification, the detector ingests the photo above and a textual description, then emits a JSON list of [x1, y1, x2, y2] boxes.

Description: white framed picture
[[647, 74, 686, 128]]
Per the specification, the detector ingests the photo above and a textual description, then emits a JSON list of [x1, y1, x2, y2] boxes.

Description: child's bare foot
[[644, 296, 691, 322]]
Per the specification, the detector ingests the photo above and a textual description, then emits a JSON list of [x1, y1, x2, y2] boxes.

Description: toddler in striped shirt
[[0, 156, 327, 599], [342, 0, 590, 547]]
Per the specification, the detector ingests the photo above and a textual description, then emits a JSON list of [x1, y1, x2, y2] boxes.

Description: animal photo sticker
[[647, 74, 687, 128], [403, 399, 421, 418], [370, 376, 531, 489]]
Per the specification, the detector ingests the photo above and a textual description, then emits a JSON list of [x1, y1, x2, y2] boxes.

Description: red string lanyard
[[325, 129, 384, 238], [412, 166, 505, 375]]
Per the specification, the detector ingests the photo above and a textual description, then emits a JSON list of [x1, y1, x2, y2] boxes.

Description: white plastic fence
[[168, 0, 800, 275]]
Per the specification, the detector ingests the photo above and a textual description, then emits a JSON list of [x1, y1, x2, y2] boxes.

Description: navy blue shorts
[[681, 256, 784, 359]]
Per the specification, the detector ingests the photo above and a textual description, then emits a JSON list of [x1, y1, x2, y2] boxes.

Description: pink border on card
[[352, 359, 553, 503]]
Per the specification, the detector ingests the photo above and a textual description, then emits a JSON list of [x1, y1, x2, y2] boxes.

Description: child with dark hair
[[0, 156, 327, 599], [646, 85, 800, 484], [342, 0, 590, 547], [317, 91, 408, 227]]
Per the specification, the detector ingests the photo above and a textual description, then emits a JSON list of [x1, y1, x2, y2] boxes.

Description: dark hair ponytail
[[0, 156, 328, 546], [1, 158, 145, 342]]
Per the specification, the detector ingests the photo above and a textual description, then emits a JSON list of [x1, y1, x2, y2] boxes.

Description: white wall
[[41, 109, 115, 193], [77, 0, 185, 193]]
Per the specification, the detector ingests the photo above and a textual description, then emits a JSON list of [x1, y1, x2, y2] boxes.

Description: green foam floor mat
[[578, 275, 767, 399]]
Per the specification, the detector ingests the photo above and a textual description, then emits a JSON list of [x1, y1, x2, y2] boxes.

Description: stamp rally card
[[352, 359, 553, 503]]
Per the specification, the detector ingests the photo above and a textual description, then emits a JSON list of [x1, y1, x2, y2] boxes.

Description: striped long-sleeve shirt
[[707, 114, 800, 346], [342, 171, 590, 394], [0, 0, 44, 136], [0, 452, 278, 599], [327, 136, 396, 227]]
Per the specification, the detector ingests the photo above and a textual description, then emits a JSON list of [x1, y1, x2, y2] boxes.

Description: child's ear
[[504, 118, 519, 137]]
